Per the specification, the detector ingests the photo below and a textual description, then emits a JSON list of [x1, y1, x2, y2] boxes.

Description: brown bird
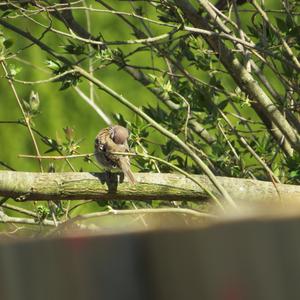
[[94, 125, 136, 184]]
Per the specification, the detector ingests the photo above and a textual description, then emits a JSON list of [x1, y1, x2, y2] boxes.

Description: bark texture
[[1, 171, 300, 202]]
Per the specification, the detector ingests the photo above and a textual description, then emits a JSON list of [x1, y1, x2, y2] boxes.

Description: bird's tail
[[119, 158, 136, 184]]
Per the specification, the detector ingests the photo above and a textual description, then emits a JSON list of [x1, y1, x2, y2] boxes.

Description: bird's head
[[109, 125, 129, 144]]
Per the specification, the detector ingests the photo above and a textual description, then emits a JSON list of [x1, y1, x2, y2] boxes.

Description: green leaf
[[285, 14, 294, 30], [3, 38, 13, 49], [29, 90, 40, 112], [63, 126, 75, 142], [218, 99, 229, 110], [36, 205, 50, 220], [9, 64, 22, 76], [114, 113, 129, 128], [275, 18, 287, 32], [1, 10, 12, 17], [64, 40, 85, 55], [289, 170, 299, 178], [45, 59, 60, 71], [288, 26, 300, 44]]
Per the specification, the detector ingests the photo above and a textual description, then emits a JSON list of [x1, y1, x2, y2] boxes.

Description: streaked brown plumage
[[94, 125, 136, 184]]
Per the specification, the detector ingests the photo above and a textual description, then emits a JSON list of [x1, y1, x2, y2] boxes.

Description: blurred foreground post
[[1, 213, 300, 300]]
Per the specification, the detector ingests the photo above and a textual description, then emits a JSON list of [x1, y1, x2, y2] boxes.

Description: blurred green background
[[0, 1, 160, 173], [0, 0, 282, 173]]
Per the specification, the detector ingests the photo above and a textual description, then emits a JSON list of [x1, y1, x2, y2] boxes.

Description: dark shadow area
[[91, 171, 124, 193]]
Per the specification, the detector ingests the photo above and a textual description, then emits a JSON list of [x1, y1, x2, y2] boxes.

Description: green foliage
[[36, 205, 50, 222]]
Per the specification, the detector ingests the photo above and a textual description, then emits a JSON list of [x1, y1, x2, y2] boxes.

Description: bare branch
[[0, 171, 299, 203]]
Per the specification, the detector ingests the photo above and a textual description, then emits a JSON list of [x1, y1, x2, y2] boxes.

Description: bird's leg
[[118, 172, 125, 183], [105, 170, 112, 182]]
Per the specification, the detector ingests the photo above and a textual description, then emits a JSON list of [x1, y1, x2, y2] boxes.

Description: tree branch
[[0, 171, 299, 202], [175, 0, 300, 152]]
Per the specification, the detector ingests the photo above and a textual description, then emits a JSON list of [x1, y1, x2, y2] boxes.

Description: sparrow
[[94, 125, 136, 184]]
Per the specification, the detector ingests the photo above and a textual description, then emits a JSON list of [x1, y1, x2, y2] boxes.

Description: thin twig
[[218, 109, 281, 183], [75, 207, 217, 220], [19, 153, 94, 160], [11, 69, 77, 84], [252, 0, 300, 69], [0, 211, 59, 226], [0, 61, 44, 172], [1, 203, 37, 217], [73, 86, 112, 125]]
